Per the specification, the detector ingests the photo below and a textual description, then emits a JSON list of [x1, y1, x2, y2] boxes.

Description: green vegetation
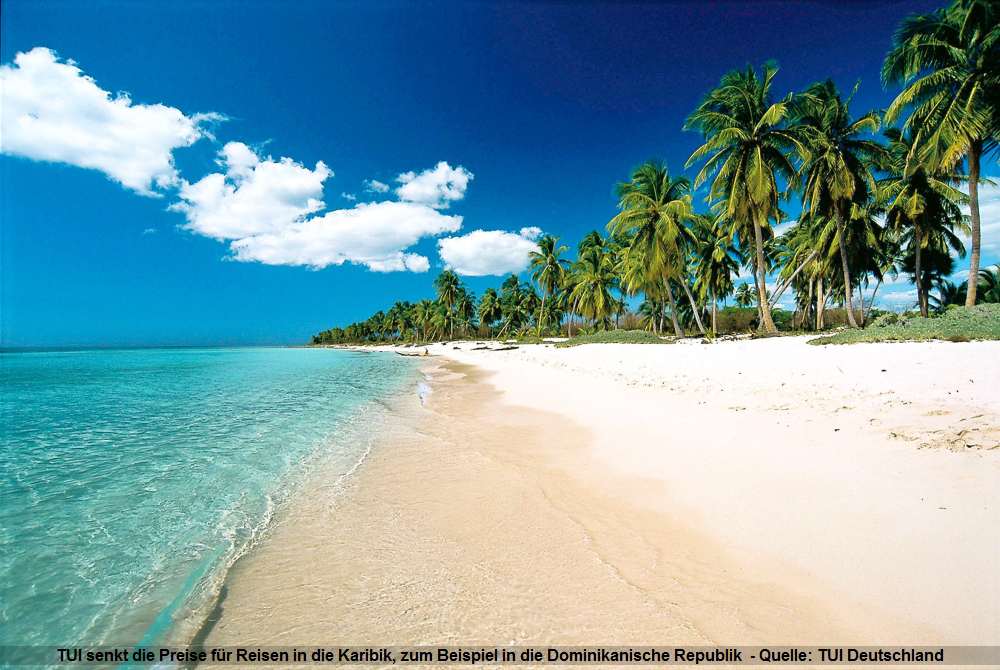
[[810, 304, 1000, 344], [312, 0, 997, 347], [557, 330, 670, 348]]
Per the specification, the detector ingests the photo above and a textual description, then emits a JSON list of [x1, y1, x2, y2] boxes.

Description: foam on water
[[0, 347, 417, 648]]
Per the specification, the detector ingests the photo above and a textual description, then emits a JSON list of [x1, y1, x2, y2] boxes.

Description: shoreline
[[198, 337, 999, 650]]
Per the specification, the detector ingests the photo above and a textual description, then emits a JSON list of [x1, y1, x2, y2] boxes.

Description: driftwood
[[490, 346, 519, 351]]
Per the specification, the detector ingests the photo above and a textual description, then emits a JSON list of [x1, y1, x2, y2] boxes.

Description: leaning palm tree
[[883, 0, 999, 305], [794, 79, 886, 328], [433, 270, 462, 339], [685, 63, 806, 333], [529, 234, 569, 336], [880, 127, 969, 316], [608, 160, 705, 335]]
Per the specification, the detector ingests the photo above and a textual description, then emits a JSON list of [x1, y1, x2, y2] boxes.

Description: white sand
[[413, 337, 1000, 643]]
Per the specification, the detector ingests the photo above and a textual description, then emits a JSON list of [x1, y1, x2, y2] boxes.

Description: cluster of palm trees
[[313, 0, 997, 345]]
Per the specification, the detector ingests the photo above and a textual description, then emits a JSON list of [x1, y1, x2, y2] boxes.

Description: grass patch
[[556, 329, 671, 347], [809, 304, 1000, 345]]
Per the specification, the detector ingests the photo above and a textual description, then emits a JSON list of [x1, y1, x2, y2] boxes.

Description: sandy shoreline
[[202, 338, 1000, 655]]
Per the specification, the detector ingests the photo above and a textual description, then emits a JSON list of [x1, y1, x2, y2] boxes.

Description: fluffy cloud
[[230, 201, 460, 271], [438, 228, 540, 276], [171, 144, 464, 271], [396, 161, 473, 209], [364, 179, 389, 193], [170, 142, 331, 239], [0, 47, 218, 195], [341, 192, 357, 201]]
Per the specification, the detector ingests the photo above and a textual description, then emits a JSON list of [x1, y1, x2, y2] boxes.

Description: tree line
[[314, 0, 998, 345]]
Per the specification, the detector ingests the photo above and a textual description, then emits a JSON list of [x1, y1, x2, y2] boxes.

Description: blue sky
[[2, 0, 995, 347]]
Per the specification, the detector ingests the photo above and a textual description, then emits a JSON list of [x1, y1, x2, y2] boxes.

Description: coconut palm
[[529, 234, 569, 336], [434, 270, 462, 339], [685, 63, 806, 333], [477, 288, 502, 336], [880, 127, 969, 315], [978, 263, 1000, 303], [413, 299, 435, 341], [567, 243, 617, 330], [734, 283, 755, 309], [691, 214, 742, 334], [794, 79, 886, 327], [608, 160, 705, 335], [883, 0, 1000, 305]]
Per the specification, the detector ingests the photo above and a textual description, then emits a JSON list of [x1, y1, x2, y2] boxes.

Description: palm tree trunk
[[816, 276, 825, 330], [537, 292, 546, 337], [711, 288, 718, 335], [834, 206, 859, 328], [803, 277, 814, 330], [751, 216, 777, 333], [770, 251, 817, 307], [680, 280, 706, 335], [663, 279, 683, 337], [915, 228, 926, 317], [965, 141, 982, 307], [856, 282, 866, 327], [864, 276, 882, 323]]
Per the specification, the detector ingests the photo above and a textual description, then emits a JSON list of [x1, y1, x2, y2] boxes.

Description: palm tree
[[794, 79, 886, 328], [609, 160, 704, 335], [529, 234, 569, 336], [883, 0, 999, 306], [931, 278, 966, 312], [477, 288, 502, 336], [978, 263, 1000, 303], [567, 243, 617, 330], [734, 283, 755, 308], [691, 214, 741, 334], [880, 127, 968, 316], [685, 63, 806, 333], [413, 299, 435, 341], [434, 270, 461, 339]]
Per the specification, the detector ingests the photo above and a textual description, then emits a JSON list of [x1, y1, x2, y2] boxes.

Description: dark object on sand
[[491, 346, 518, 351]]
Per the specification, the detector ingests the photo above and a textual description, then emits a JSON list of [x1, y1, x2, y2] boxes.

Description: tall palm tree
[[794, 79, 886, 327], [883, 0, 999, 305], [529, 234, 569, 336], [880, 127, 969, 316], [608, 160, 703, 335], [434, 270, 461, 339], [685, 63, 806, 333]]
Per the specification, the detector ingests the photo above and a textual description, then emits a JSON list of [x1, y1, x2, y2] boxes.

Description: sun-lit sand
[[203, 337, 999, 651]]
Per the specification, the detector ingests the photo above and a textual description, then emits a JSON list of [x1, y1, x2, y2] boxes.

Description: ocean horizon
[[0, 347, 418, 648]]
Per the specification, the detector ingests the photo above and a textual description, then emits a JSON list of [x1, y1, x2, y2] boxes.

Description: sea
[[0, 347, 418, 649]]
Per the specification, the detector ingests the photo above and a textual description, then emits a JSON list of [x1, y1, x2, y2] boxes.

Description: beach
[[202, 337, 1000, 650]]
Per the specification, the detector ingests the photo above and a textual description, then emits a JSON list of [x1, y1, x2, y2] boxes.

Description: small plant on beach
[[556, 329, 671, 347], [809, 303, 1000, 344]]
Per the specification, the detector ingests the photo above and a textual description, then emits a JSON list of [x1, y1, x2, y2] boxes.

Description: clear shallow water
[[0, 347, 416, 646]]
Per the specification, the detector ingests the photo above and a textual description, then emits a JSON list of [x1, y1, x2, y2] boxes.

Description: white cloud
[[170, 142, 331, 240], [229, 201, 460, 271], [396, 161, 473, 209], [519, 226, 543, 240], [0, 47, 218, 195], [340, 192, 357, 201], [438, 229, 540, 276], [364, 179, 389, 193]]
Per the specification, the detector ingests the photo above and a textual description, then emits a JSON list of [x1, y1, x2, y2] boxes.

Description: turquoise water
[[0, 347, 416, 647]]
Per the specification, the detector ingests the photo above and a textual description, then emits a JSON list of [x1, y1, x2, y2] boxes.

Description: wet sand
[[199, 359, 931, 652]]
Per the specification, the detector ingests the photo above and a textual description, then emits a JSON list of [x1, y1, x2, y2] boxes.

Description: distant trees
[[311, 0, 997, 346]]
